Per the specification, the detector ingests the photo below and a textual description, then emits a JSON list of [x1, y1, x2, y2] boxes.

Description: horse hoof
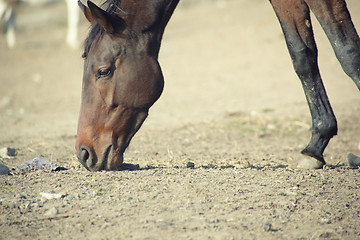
[[289, 156, 324, 169]]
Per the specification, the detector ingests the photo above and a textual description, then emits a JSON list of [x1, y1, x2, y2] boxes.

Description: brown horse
[[76, 0, 359, 171]]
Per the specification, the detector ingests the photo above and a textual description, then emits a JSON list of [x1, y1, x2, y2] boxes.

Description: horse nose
[[79, 145, 95, 169]]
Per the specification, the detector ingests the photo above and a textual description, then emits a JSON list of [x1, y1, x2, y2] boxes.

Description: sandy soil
[[1, 0, 360, 239]]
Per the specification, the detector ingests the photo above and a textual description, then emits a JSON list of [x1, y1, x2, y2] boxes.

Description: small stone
[[320, 218, 331, 224], [101, 222, 111, 230], [66, 194, 76, 201], [0, 96, 12, 108], [242, 161, 252, 168], [186, 161, 195, 169], [31, 203, 40, 210], [44, 207, 59, 217], [6, 148, 16, 156], [347, 153, 360, 167], [19, 193, 28, 199], [87, 191, 96, 196], [15, 157, 64, 172], [40, 192, 65, 200], [0, 147, 16, 158], [263, 222, 272, 231], [0, 163, 10, 175]]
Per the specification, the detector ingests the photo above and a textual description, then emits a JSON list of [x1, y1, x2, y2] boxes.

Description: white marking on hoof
[[289, 156, 324, 169]]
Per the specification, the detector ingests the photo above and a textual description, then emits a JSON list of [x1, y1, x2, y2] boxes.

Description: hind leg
[[271, 0, 337, 169], [306, 0, 360, 90], [65, 0, 79, 48], [0, 1, 15, 48], [4, 6, 15, 48]]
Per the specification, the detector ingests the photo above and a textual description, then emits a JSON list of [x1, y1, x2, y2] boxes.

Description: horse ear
[[78, 0, 126, 34], [78, 0, 95, 23], [87, 1, 115, 33]]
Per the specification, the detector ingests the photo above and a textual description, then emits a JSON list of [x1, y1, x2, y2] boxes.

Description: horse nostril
[[80, 148, 89, 161], [79, 145, 94, 169]]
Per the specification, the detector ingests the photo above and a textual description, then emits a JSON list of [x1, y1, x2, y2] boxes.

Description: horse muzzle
[[77, 144, 124, 171]]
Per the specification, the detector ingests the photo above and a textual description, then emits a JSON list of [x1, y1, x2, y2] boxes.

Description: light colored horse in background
[[0, 0, 79, 48]]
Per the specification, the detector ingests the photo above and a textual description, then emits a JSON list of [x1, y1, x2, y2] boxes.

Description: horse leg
[[65, 0, 79, 48], [0, 1, 15, 48], [270, 0, 337, 169], [305, 0, 360, 90], [5, 7, 15, 48]]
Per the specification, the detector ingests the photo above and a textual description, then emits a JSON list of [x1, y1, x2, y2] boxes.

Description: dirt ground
[[1, 0, 360, 239]]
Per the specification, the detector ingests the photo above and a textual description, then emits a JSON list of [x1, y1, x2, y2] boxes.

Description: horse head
[[76, 0, 178, 171]]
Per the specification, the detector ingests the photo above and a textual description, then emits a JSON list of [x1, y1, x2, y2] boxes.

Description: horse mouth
[[102, 144, 113, 170], [104, 143, 129, 171]]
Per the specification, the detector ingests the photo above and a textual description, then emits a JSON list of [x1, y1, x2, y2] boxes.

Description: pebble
[[186, 161, 195, 169], [242, 161, 252, 168], [66, 194, 76, 201], [0, 147, 16, 158], [1, 96, 12, 107], [87, 191, 96, 196], [0, 163, 10, 175], [40, 192, 65, 200], [263, 222, 272, 231], [264, 223, 272, 232], [347, 153, 360, 167], [15, 157, 64, 172], [19, 193, 28, 199], [44, 207, 59, 217]]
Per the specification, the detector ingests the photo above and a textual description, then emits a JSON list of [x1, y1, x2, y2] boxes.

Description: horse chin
[[105, 146, 124, 171], [87, 145, 124, 171]]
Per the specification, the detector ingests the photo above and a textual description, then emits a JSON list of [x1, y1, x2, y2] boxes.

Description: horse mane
[[82, 0, 123, 58]]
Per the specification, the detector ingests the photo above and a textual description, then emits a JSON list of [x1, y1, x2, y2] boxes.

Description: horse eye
[[96, 68, 112, 79]]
